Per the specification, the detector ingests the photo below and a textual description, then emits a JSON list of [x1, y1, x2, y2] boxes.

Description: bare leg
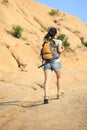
[[43, 70, 51, 98], [54, 70, 61, 96]]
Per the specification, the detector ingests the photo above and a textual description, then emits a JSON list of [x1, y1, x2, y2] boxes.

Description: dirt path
[[0, 68, 87, 130]]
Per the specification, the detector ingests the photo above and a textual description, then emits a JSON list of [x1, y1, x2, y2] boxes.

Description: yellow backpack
[[38, 39, 60, 68], [41, 39, 60, 61]]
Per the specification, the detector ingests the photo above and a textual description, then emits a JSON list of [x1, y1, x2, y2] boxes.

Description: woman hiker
[[42, 27, 64, 104]]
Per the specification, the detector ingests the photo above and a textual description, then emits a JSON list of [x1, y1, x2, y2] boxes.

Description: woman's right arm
[[58, 43, 64, 53]]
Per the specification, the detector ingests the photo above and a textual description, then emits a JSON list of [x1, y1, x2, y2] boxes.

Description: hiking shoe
[[44, 98, 48, 104], [57, 94, 59, 99], [57, 92, 64, 99]]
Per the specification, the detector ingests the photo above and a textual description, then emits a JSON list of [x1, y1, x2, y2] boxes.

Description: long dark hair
[[44, 27, 57, 40]]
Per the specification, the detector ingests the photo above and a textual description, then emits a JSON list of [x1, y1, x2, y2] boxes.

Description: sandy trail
[[0, 0, 87, 129], [0, 66, 87, 130]]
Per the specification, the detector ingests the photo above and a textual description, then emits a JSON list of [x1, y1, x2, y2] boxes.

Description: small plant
[[49, 9, 60, 16], [80, 37, 87, 47], [84, 42, 87, 47], [57, 34, 70, 48], [12, 25, 23, 38]]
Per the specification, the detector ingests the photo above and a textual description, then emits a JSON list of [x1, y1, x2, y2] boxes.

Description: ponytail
[[44, 27, 57, 40]]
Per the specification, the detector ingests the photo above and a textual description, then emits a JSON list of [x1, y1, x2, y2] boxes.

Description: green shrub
[[80, 37, 87, 47], [49, 9, 60, 16], [12, 25, 23, 38], [84, 42, 87, 47], [57, 34, 70, 48]]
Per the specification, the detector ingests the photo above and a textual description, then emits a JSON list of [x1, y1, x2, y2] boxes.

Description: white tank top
[[54, 39, 62, 62]]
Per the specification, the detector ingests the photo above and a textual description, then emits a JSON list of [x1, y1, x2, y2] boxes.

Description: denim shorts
[[44, 61, 61, 71]]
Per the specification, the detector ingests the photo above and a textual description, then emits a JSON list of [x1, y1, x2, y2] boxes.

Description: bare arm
[[58, 43, 64, 53]]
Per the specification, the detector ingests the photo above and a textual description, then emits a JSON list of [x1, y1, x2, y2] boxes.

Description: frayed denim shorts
[[44, 61, 61, 71]]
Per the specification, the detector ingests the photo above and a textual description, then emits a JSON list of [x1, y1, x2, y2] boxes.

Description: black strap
[[38, 63, 45, 69]]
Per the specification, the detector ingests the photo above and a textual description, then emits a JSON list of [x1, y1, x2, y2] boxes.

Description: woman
[[43, 27, 64, 104]]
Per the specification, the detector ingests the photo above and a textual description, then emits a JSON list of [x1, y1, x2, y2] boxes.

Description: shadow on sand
[[0, 95, 64, 108]]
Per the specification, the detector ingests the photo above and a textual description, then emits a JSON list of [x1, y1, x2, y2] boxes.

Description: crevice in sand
[[5, 45, 28, 72]]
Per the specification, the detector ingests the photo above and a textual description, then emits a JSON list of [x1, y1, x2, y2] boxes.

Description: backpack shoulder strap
[[49, 38, 57, 47], [52, 38, 57, 43]]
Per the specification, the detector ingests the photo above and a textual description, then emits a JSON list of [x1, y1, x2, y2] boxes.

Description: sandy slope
[[0, 0, 87, 130], [0, 73, 87, 130], [0, 50, 87, 130]]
